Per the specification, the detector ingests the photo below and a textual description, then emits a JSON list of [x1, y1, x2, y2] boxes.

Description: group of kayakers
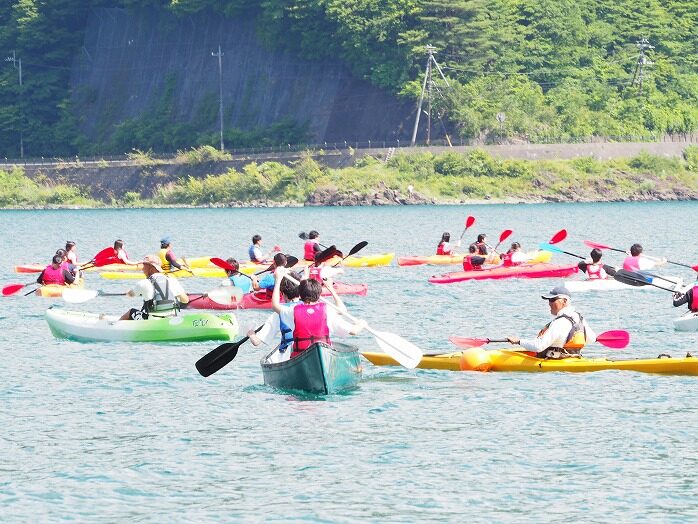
[[36, 241, 81, 286], [437, 231, 533, 270]]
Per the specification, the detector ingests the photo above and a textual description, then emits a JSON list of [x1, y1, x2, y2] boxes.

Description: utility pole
[[632, 37, 654, 96], [411, 45, 450, 146], [211, 44, 224, 152], [5, 50, 23, 158]]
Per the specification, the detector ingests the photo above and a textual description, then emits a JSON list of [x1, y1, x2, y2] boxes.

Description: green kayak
[[45, 307, 238, 343]]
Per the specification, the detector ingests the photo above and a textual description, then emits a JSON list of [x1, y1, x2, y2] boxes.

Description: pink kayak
[[428, 263, 579, 284], [186, 282, 368, 310]]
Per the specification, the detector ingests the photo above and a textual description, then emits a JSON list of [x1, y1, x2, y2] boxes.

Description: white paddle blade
[[371, 329, 423, 369], [62, 288, 99, 303], [207, 286, 243, 305]]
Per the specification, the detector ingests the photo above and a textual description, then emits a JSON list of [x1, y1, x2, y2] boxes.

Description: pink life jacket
[[623, 256, 641, 271], [586, 263, 604, 280], [42, 265, 66, 285], [691, 285, 698, 312], [292, 302, 331, 356], [304, 240, 317, 261], [308, 266, 322, 283]]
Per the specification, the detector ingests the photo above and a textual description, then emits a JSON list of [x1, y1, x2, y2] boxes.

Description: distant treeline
[[1, 0, 697, 157]]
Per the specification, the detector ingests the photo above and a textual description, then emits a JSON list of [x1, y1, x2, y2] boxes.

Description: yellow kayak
[[34, 280, 85, 297], [362, 348, 698, 375], [100, 267, 227, 279], [339, 252, 395, 267]]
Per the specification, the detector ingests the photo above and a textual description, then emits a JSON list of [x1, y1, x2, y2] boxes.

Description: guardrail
[[2, 133, 696, 166]]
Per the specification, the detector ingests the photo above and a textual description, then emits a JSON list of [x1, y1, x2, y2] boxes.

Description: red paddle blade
[[549, 229, 567, 245], [465, 215, 476, 228], [692, 265, 698, 273], [449, 336, 489, 348], [596, 330, 630, 349], [499, 229, 513, 243], [2, 283, 25, 296], [90, 247, 119, 267], [210, 257, 236, 271], [584, 240, 610, 250]]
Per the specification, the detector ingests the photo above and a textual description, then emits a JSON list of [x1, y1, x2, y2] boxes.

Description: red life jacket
[[304, 240, 317, 261], [42, 265, 66, 285], [462, 255, 484, 271], [291, 302, 331, 356], [308, 266, 322, 282], [586, 263, 605, 280], [475, 242, 488, 255], [623, 256, 641, 271], [436, 242, 450, 255], [501, 253, 513, 267], [691, 285, 698, 312]]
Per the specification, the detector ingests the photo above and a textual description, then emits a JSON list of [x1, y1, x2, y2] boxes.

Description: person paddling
[[462, 244, 487, 271], [247, 271, 303, 363], [303, 230, 323, 261], [159, 237, 188, 272], [506, 286, 596, 360], [65, 241, 78, 266], [271, 267, 365, 359], [623, 243, 666, 272], [222, 257, 259, 294], [474, 233, 489, 255], [672, 278, 698, 313], [578, 248, 608, 280], [37, 254, 77, 286], [119, 255, 188, 320], [436, 232, 460, 255], [501, 242, 531, 267]]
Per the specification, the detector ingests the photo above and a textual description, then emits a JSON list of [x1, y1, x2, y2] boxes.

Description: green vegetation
[[1, 149, 696, 207], [1, 1, 697, 156], [0, 167, 99, 207]]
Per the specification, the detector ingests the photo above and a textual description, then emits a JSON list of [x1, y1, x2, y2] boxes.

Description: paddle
[[197, 246, 368, 377], [62, 286, 243, 305], [612, 269, 678, 292], [78, 247, 126, 270], [491, 229, 513, 254], [330, 241, 368, 267], [277, 270, 422, 368], [458, 216, 476, 241], [299, 231, 329, 250], [539, 243, 617, 276], [584, 240, 698, 271], [548, 229, 568, 245], [2, 282, 36, 296], [449, 329, 630, 350], [196, 326, 265, 377]]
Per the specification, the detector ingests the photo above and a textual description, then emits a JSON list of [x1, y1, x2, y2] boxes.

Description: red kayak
[[186, 282, 368, 310], [428, 263, 578, 284]]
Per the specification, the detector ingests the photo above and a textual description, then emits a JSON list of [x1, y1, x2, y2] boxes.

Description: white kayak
[[674, 311, 698, 332], [565, 276, 682, 293], [45, 307, 239, 342]]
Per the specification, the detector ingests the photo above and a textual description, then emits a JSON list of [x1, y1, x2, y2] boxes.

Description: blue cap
[[541, 285, 571, 300], [160, 236, 171, 245]]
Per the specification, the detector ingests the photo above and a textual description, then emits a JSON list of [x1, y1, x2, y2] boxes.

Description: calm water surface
[[1, 202, 698, 522]]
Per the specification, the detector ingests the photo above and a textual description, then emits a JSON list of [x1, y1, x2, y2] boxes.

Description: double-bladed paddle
[[458, 216, 476, 241], [449, 329, 630, 350], [299, 231, 329, 250], [584, 240, 698, 272], [548, 229, 568, 245], [612, 269, 679, 292], [539, 243, 617, 276], [62, 286, 243, 305], [330, 241, 368, 267]]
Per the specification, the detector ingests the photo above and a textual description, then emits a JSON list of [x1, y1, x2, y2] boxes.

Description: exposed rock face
[[306, 182, 434, 206]]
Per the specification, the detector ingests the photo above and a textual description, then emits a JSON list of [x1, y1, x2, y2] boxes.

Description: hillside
[[0, 1, 696, 158]]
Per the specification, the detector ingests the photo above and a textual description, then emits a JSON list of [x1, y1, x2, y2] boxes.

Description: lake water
[[2, 202, 698, 522]]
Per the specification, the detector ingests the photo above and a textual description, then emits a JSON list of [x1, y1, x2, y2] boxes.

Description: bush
[[175, 145, 232, 164], [684, 146, 698, 172]]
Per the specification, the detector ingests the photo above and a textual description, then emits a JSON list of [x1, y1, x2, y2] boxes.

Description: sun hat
[[541, 285, 571, 300], [142, 255, 163, 272]]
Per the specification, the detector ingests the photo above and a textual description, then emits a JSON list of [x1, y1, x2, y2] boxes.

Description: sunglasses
[[547, 297, 561, 303]]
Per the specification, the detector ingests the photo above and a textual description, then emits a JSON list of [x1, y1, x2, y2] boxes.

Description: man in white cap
[[506, 285, 596, 359], [119, 255, 189, 320]]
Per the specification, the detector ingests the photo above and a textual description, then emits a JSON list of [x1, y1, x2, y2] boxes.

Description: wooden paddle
[[584, 240, 698, 271], [458, 216, 476, 241], [449, 329, 630, 349]]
